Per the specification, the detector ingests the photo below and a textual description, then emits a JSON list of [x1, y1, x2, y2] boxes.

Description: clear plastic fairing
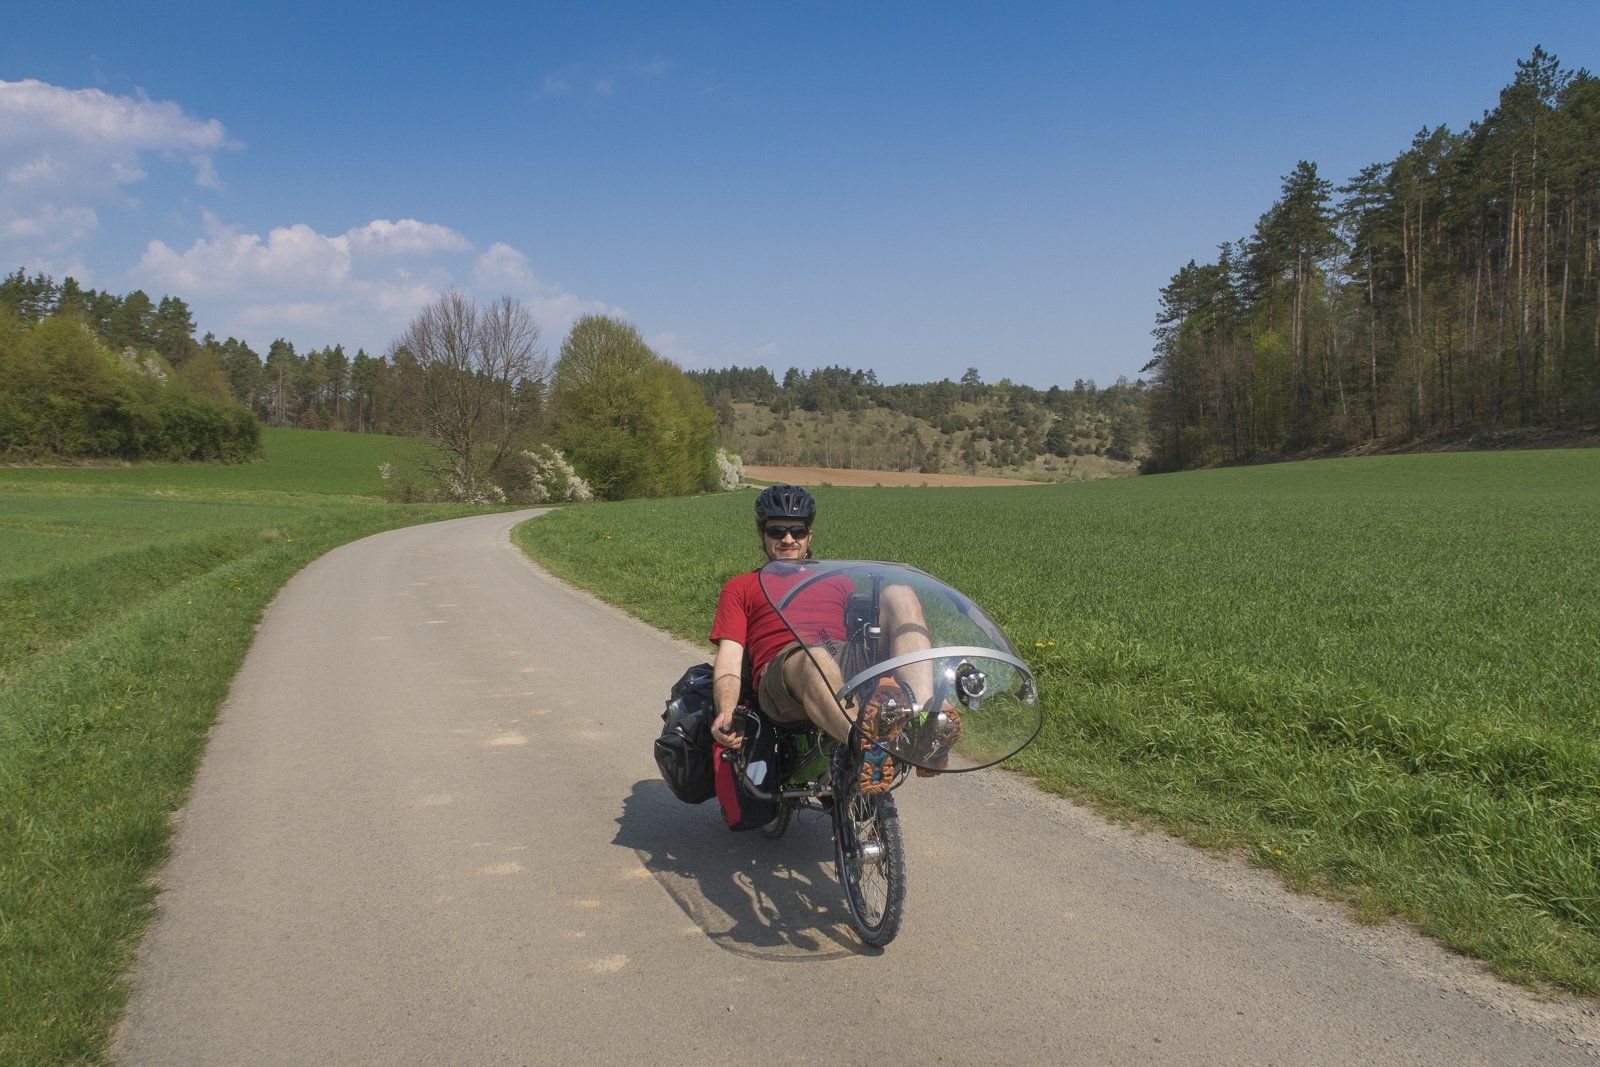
[[757, 560, 1040, 772]]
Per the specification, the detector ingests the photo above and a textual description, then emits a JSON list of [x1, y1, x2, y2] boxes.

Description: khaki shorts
[[757, 643, 812, 724]]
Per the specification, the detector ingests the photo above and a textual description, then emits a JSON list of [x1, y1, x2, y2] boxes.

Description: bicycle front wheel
[[831, 749, 906, 946]]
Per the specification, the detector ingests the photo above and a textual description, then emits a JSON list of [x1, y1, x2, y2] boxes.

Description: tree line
[[0, 271, 715, 499], [3, 263, 1151, 485], [0, 310, 258, 463], [0, 269, 508, 438], [1144, 48, 1600, 470]]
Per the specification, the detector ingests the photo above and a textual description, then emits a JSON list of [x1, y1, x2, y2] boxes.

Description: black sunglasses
[[762, 523, 811, 540]]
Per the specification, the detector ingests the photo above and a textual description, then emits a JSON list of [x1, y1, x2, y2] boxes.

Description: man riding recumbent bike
[[657, 557, 1040, 947]]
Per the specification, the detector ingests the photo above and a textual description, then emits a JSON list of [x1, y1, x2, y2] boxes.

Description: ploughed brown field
[[743, 464, 1044, 488]]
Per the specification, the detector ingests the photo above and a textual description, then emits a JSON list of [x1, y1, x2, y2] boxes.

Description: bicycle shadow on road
[[613, 779, 871, 961]]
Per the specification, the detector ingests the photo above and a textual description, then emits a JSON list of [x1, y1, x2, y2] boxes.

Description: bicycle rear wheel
[[831, 746, 906, 946]]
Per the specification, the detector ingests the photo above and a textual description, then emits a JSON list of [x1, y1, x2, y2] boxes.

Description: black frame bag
[[655, 663, 716, 804], [712, 707, 779, 831]]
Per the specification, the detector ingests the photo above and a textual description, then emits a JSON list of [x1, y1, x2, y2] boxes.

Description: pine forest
[[1143, 49, 1600, 469]]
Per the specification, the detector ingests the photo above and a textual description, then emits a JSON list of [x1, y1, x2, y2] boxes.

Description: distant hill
[[690, 365, 1147, 482]]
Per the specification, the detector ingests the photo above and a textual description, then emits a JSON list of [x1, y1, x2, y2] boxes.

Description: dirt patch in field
[[744, 464, 1044, 488]]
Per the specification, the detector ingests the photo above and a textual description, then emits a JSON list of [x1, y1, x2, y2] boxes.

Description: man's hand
[[711, 706, 743, 749]]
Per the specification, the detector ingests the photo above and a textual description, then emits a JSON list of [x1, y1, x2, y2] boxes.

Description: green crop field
[[0, 426, 428, 498], [513, 448, 1600, 997], [0, 429, 491, 1065]]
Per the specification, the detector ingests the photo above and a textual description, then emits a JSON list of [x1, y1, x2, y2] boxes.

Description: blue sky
[[1, 2, 1593, 386]]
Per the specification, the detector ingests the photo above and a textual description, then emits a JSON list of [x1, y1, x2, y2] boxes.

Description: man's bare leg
[[881, 583, 934, 705], [781, 645, 853, 743]]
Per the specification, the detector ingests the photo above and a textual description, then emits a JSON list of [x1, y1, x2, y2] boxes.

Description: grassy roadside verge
[[0, 472, 491, 1064], [513, 449, 1600, 998]]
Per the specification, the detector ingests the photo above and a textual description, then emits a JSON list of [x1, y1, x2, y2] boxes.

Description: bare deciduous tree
[[395, 290, 548, 496]]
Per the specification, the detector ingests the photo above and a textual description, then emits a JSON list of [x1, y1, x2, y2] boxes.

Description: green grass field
[[0, 428, 490, 1065], [0, 426, 427, 498], [513, 449, 1600, 997]]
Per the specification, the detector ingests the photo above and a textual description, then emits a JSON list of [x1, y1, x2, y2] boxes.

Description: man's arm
[[711, 638, 745, 749]]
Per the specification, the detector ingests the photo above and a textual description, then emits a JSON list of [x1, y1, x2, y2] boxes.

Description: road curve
[[116, 511, 1598, 1065]]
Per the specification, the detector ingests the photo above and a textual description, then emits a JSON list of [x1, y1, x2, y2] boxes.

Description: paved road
[[117, 511, 1599, 1065]]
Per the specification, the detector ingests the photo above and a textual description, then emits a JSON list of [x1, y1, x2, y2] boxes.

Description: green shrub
[[549, 315, 716, 499], [0, 315, 259, 462]]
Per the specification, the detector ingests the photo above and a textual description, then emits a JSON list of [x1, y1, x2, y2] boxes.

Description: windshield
[[756, 560, 1039, 772]]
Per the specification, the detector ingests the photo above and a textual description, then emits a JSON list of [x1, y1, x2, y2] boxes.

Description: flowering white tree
[[714, 448, 744, 491], [519, 445, 594, 502]]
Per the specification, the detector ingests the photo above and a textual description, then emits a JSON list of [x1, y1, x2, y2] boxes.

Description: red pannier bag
[[711, 710, 779, 830]]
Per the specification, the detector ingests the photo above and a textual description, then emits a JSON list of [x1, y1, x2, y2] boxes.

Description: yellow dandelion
[[1034, 641, 1045, 649]]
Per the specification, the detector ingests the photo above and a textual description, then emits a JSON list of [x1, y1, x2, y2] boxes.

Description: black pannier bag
[[654, 663, 716, 804]]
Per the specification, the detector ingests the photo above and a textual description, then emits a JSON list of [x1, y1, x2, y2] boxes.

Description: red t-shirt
[[709, 568, 855, 686]]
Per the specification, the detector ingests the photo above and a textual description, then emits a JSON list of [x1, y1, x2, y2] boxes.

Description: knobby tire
[[831, 748, 907, 946]]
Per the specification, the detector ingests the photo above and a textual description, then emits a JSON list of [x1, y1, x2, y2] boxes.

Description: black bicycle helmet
[[754, 483, 816, 523]]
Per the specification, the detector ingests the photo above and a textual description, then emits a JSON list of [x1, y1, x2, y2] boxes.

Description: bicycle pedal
[[876, 702, 916, 734]]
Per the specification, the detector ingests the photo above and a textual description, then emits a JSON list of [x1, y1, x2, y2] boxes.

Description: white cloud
[[648, 330, 699, 367], [347, 218, 471, 256], [0, 78, 646, 360], [6, 153, 65, 185], [0, 79, 234, 192], [645, 332, 781, 370], [472, 242, 624, 341], [140, 218, 472, 295], [5, 203, 99, 245], [230, 286, 435, 332], [140, 223, 353, 294], [136, 224, 618, 354], [0, 79, 238, 267], [472, 241, 540, 292], [539, 57, 668, 101]]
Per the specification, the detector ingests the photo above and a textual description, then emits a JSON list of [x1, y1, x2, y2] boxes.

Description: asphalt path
[[116, 510, 1599, 1064]]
